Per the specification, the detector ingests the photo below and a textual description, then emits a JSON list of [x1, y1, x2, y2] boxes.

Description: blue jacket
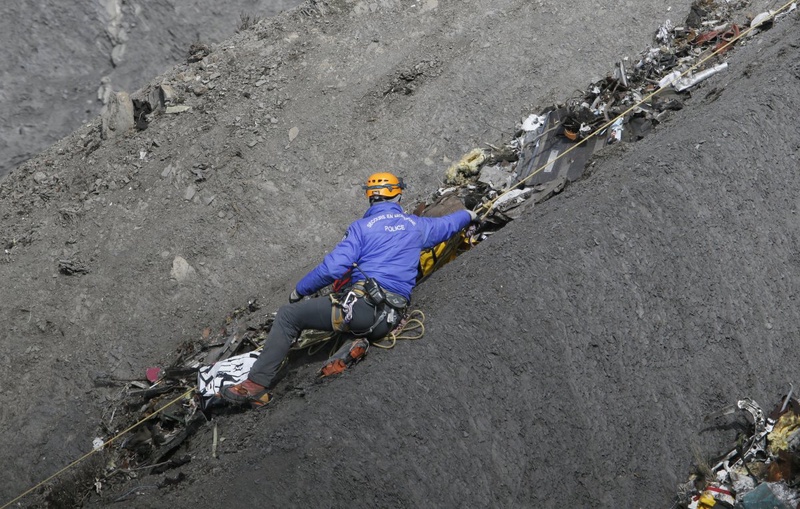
[[296, 201, 471, 300]]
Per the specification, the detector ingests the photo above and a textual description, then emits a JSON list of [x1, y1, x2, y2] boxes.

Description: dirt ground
[[0, 0, 303, 177], [2, 0, 798, 507]]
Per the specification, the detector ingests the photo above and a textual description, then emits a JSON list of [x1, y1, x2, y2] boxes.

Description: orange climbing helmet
[[364, 172, 405, 200]]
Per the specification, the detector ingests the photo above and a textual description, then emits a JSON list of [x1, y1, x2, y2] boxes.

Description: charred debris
[[678, 390, 800, 508]]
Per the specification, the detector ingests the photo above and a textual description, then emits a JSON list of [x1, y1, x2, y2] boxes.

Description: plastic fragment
[[607, 118, 624, 144], [521, 114, 547, 132], [146, 367, 163, 383]]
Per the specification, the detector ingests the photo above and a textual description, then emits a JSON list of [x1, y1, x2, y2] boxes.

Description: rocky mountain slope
[[0, 0, 302, 177], [2, 0, 798, 507]]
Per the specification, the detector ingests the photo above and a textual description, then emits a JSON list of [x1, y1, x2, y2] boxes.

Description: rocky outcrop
[[0, 0, 304, 177], [100, 91, 134, 139]]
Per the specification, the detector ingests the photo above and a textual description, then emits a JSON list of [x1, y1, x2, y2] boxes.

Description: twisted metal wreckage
[[54, 0, 798, 502], [678, 390, 800, 509]]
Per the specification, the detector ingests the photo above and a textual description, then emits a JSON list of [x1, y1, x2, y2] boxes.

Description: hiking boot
[[320, 338, 369, 377], [220, 379, 271, 408]]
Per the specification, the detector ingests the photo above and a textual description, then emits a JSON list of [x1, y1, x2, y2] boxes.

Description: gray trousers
[[247, 295, 392, 387]]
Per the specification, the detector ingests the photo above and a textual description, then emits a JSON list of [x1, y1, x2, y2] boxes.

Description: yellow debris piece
[[445, 148, 486, 185], [697, 493, 716, 508], [768, 412, 800, 453]]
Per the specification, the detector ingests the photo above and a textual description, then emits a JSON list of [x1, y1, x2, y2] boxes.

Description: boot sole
[[220, 388, 271, 408], [319, 340, 369, 377], [320, 359, 347, 377]]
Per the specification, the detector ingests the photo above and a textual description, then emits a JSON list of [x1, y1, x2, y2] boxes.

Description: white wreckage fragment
[[606, 117, 624, 144], [196, 351, 259, 404], [494, 188, 534, 212], [752, 4, 797, 28], [656, 19, 674, 45], [478, 164, 515, 191], [521, 114, 547, 132], [659, 63, 728, 92], [675, 62, 728, 91], [750, 11, 777, 28]]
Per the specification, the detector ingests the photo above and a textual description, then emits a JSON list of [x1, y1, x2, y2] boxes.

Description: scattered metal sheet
[[514, 106, 608, 188]]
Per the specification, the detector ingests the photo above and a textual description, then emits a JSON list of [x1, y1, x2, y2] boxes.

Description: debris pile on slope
[[86, 301, 270, 496], [95, 0, 799, 478], [88, 291, 424, 494], [677, 391, 800, 509], [437, 0, 797, 225]]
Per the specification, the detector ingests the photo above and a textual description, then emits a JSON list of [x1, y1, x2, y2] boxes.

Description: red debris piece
[[146, 367, 163, 383]]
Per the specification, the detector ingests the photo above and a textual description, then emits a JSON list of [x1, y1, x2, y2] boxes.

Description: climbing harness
[[340, 290, 359, 325], [328, 264, 409, 338]]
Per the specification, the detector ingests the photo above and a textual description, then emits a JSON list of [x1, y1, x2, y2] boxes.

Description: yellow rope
[[1, 387, 196, 509], [290, 309, 426, 353], [372, 310, 426, 349], [478, 0, 798, 220]]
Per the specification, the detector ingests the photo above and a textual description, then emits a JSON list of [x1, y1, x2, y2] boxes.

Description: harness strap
[[329, 282, 408, 336], [354, 281, 408, 310], [355, 308, 389, 337]]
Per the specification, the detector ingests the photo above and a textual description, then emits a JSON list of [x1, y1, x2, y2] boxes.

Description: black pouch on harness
[[362, 277, 386, 306]]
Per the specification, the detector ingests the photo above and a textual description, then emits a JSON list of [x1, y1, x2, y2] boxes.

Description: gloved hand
[[467, 209, 478, 222], [289, 289, 303, 303]]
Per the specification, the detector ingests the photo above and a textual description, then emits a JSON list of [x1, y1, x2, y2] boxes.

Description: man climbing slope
[[221, 172, 476, 408]]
